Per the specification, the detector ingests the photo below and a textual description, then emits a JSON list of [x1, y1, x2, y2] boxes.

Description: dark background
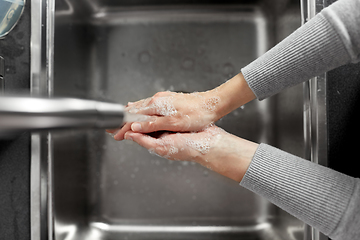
[[0, 0, 31, 239], [0, 0, 358, 239]]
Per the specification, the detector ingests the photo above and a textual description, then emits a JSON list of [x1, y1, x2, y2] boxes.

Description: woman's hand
[[107, 90, 221, 140], [128, 90, 221, 130], [107, 73, 256, 140], [123, 125, 258, 182]]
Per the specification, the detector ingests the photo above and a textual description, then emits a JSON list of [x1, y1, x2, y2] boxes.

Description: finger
[[106, 128, 118, 134], [131, 117, 181, 133], [113, 122, 132, 141], [126, 102, 160, 116], [124, 131, 158, 150], [125, 97, 154, 112], [126, 94, 176, 116]]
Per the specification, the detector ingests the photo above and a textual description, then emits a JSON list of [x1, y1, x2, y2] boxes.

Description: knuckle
[[147, 121, 157, 131], [172, 120, 180, 129], [155, 146, 167, 156], [154, 92, 163, 97], [154, 91, 172, 98], [169, 117, 182, 130]]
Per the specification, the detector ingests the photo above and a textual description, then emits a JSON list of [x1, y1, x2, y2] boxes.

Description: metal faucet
[[0, 96, 125, 134]]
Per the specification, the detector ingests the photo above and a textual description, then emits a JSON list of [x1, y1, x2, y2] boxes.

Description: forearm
[[241, 144, 360, 239], [241, 0, 360, 100]]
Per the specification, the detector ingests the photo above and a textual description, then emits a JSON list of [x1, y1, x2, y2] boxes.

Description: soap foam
[[203, 96, 220, 112], [189, 92, 203, 98], [157, 135, 179, 159], [184, 125, 223, 158], [185, 138, 211, 155], [152, 96, 177, 116]]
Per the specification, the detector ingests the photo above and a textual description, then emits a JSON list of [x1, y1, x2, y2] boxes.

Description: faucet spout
[[0, 96, 125, 133]]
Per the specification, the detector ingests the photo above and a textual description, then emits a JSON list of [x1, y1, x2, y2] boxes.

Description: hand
[[107, 90, 221, 140], [123, 125, 258, 182], [107, 73, 256, 140]]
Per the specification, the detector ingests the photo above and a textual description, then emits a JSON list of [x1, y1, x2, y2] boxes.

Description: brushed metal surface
[[52, 0, 304, 239]]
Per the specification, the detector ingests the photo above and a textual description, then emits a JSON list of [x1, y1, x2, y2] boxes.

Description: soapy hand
[[108, 91, 222, 140], [107, 73, 256, 140], [123, 125, 258, 182]]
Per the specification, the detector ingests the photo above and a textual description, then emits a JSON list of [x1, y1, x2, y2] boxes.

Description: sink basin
[[52, 0, 304, 239]]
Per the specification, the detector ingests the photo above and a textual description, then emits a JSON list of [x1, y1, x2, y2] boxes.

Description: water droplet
[[167, 85, 175, 91], [182, 58, 194, 70], [197, 47, 205, 55], [139, 51, 151, 63], [222, 62, 234, 78]]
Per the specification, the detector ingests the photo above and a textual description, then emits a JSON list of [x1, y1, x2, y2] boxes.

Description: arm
[[110, 0, 359, 138], [115, 0, 360, 238], [125, 126, 360, 239], [239, 2, 360, 237], [243, 0, 360, 100], [109, 72, 255, 140], [124, 125, 258, 182], [241, 144, 360, 240]]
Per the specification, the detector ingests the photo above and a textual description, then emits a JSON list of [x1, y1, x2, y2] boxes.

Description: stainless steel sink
[[51, 0, 304, 239]]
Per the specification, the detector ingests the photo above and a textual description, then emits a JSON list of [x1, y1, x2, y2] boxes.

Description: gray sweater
[[240, 0, 360, 239]]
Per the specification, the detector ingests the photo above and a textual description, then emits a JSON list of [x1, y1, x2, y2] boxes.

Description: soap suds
[[167, 146, 179, 156], [189, 92, 204, 98], [152, 97, 177, 116], [127, 94, 177, 117], [184, 124, 222, 159], [156, 135, 179, 159], [185, 138, 211, 155], [203, 96, 220, 112]]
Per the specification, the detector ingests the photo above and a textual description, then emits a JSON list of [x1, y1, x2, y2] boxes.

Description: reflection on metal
[[54, 222, 77, 240], [54, 0, 74, 17], [0, 56, 4, 92], [91, 222, 272, 233], [0, 0, 26, 38], [30, 1, 55, 240], [0, 96, 125, 131], [302, 0, 328, 240], [51, 1, 304, 240]]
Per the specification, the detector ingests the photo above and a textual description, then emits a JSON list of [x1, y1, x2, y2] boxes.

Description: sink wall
[[53, 0, 304, 239]]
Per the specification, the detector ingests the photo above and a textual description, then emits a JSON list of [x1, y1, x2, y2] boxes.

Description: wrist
[[195, 132, 258, 182], [211, 72, 256, 121]]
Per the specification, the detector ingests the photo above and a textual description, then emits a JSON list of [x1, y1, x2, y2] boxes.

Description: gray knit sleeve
[[322, 0, 360, 63], [241, 0, 360, 100], [240, 144, 360, 239]]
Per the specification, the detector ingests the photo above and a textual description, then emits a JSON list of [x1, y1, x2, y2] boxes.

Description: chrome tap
[[0, 96, 125, 133]]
